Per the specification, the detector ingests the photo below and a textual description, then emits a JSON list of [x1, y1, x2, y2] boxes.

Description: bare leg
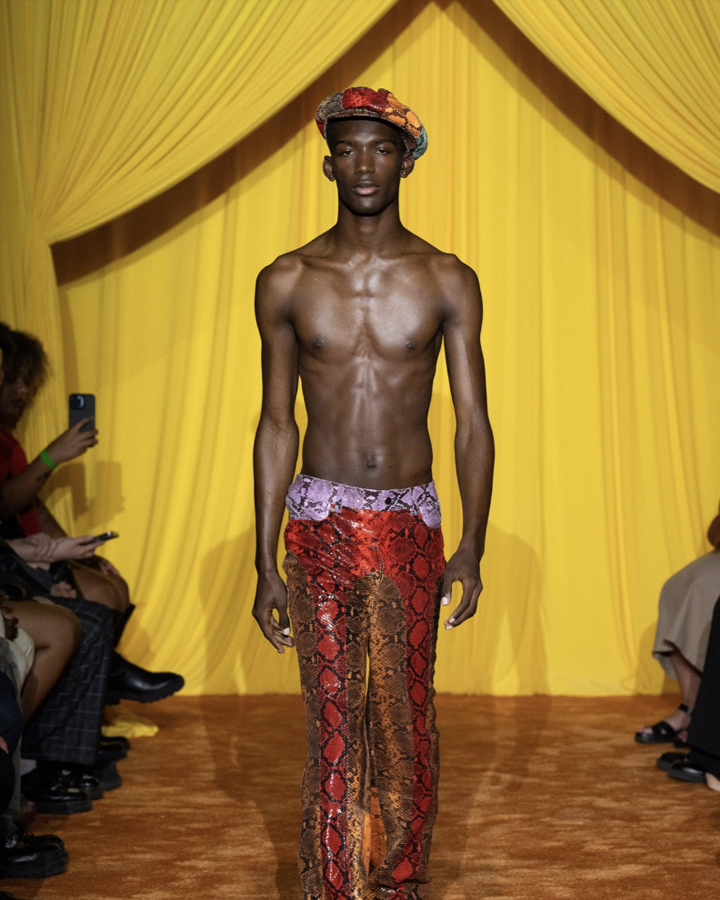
[[72, 565, 129, 613], [3, 601, 81, 723], [639, 648, 701, 735]]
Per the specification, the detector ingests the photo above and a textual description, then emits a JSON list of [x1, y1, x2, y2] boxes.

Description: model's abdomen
[[300, 354, 437, 489]]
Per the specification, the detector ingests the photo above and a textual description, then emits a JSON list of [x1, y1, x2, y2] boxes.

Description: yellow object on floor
[[102, 706, 159, 738]]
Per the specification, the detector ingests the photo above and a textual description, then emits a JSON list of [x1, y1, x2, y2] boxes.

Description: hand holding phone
[[44, 419, 98, 463]]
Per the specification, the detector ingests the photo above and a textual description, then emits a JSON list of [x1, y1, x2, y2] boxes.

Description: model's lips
[[353, 182, 379, 195]]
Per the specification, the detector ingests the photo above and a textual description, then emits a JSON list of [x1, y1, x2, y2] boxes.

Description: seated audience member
[[0, 606, 69, 881], [0, 323, 183, 705], [655, 595, 720, 791], [0, 535, 124, 809], [636, 503, 720, 744]]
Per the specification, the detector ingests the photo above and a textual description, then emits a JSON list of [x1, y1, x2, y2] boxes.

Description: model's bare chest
[[291, 267, 444, 361]]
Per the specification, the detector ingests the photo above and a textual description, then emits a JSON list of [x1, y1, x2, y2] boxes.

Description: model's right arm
[[252, 262, 300, 653]]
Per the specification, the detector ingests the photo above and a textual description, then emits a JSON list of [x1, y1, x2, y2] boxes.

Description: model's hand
[[441, 545, 483, 630], [44, 420, 98, 464], [253, 572, 294, 653]]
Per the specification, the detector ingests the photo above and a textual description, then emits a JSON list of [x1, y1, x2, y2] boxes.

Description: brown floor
[[2, 694, 718, 899]]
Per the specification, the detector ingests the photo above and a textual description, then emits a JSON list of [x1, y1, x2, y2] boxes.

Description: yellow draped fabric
[[493, 0, 720, 192], [0, 0, 397, 455], [2, 0, 719, 696], [45, 0, 719, 696]]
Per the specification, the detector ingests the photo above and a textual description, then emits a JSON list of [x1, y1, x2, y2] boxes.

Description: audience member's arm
[[708, 500, 720, 550], [7, 533, 101, 566], [35, 499, 67, 539], [0, 421, 97, 520]]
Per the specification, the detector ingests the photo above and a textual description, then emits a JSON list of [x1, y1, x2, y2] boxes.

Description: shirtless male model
[[253, 87, 494, 900]]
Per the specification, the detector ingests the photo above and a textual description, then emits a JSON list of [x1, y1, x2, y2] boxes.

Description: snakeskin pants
[[284, 491, 445, 900]]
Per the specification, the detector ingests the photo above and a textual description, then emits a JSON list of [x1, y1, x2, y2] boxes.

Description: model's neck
[[332, 202, 407, 253]]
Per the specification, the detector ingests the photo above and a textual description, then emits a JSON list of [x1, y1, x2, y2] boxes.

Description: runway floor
[[2, 694, 718, 899]]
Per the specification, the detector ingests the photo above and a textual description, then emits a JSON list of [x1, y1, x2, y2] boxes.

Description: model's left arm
[[441, 259, 494, 629]]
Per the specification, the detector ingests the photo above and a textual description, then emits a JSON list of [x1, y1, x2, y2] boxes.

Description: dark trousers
[[22, 595, 114, 766], [688, 595, 720, 778]]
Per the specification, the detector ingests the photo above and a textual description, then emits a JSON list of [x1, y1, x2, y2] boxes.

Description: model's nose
[[355, 152, 374, 174]]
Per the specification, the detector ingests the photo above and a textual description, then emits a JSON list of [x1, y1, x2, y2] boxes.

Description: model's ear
[[400, 153, 415, 179], [322, 156, 335, 182]]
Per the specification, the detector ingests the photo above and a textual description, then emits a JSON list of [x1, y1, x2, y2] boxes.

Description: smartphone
[[69, 394, 95, 432], [93, 531, 119, 542]]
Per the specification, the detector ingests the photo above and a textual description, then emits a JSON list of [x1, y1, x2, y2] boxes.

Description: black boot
[[113, 602, 136, 646], [0, 824, 68, 878], [105, 651, 184, 704]]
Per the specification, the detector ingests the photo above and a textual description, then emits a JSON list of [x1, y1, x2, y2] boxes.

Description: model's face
[[323, 118, 414, 215]]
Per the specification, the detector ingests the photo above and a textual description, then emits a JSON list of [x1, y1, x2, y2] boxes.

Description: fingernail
[[442, 597, 449, 606], [445, 622, 453, 630], [449, 616, 455, 624], [277, 648, 284, 654], [282, 627, 291, 635]]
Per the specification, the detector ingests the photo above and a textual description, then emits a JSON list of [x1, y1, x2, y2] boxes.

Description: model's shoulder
[[257, 234, 331, 288], [431, 250, 478, 284], [409, 241, 479, 294]]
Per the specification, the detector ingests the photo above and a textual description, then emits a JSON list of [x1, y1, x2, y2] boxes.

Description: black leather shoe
[[105, 651, 184, 704], [90, 761, 122, 792], [6, 824, 63, 852], [21, 770, 92, 814], [37, 764, 104, 800], [97, 735, 130, 765], [667, 758, 707, 784], [656, 750, 688, 771], [0, 826, 68, 878]]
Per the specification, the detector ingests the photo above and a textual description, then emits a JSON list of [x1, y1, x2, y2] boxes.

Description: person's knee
[[74, 568, 125, 612]]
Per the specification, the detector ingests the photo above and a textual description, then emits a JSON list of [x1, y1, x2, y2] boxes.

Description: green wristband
[[39, 450, 57, 471]]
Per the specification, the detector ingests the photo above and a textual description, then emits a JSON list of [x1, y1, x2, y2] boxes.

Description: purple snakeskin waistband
[[286, 474, 442, 528]]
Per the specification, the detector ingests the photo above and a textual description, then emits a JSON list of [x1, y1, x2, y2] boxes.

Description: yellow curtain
[[0, 0, 397, 463], [54, 0, 720, 695], [492, 0, 720, 193]]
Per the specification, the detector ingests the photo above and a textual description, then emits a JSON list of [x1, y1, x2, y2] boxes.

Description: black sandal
[[635, 703, 693, 744]]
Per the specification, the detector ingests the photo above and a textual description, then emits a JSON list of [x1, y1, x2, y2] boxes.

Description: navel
[[366, 456, 378, 470]]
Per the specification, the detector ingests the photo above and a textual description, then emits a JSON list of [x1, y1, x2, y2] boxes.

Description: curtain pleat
[[492, 0, 720, 193]]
